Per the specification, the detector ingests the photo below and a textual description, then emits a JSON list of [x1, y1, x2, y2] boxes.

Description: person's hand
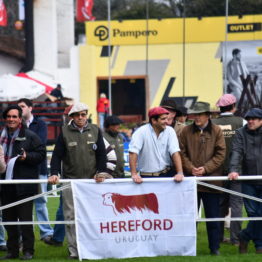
[[192, 167, 205, 176], [132, 173, 143, 184], [18, 148, 26, 161], [94, 172, 113, 183], [173, 173, 184, 182], [48, 175, 60, 184], [228, 172, 239, 180]]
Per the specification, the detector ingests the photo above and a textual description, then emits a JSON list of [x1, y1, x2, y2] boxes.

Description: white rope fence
[[0, 176, 262, 225]]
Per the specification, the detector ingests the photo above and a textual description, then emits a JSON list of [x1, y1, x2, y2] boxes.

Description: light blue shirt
[[129, 124, 180, 172]]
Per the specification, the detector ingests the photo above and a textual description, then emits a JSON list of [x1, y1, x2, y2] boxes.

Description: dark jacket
[[229, 125, 262, 185], [212, 114, 244, 174], [51, 121, 107, 178], [179, 120, 226, 192], [103, 131, 125, 178], [2, 126, 46, 196], [29, 117, 48, 174]]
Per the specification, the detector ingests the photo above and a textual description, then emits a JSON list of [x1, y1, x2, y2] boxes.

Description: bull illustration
[[102, 192, 159, 215]]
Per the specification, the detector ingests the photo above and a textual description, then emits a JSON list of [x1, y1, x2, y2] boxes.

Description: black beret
[[104, 115, 123, 128], [244, 108, 262, 119]]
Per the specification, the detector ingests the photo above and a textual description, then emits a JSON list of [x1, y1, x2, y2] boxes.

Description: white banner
[[72, 178, 197, 260]]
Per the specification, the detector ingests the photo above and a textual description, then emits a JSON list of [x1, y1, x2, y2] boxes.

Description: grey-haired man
[[48, 102, 107, 259]]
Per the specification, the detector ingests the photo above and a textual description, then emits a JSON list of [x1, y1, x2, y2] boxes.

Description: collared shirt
[[26, 115, 34, 128], [72, 120, 89, 133], [129, 123, 180, 173]]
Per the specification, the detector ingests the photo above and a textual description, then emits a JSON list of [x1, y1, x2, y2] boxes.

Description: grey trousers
[[62, 186, 78, 257], [219, 181, 243, 244]]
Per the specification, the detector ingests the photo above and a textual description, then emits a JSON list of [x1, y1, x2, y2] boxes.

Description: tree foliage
[[91, 0, 262, 20]]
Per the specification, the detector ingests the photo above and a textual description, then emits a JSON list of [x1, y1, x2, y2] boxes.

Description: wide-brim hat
[[176, 106, 188, 116], [160, 99, 177, 112], [188, 102, 211, 114]]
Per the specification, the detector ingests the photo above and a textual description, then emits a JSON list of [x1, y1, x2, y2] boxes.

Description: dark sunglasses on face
[[74, 113, 87, 117]]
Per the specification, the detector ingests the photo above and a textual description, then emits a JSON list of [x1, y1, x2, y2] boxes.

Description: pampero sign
[[72, 179, 197, 260], [86, 19, 183, 46]]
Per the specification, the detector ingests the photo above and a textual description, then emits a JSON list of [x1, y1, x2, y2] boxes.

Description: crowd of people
[[0, 93, 261, 259]]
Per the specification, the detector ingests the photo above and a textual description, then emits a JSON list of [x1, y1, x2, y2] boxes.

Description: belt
[[140, 167, 171, 177]]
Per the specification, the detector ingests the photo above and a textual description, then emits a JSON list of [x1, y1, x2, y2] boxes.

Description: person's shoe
[[239, 239, 248, 254], [67, 255, 78, 260], [256, 248, 262, 254], [0, 246, 7, 252], [0, 253, 19, 260], [44, 237, 63, 247], [222, 237, 230, 244], [41, 235, 52, 242], [20, 252, 33, 260], [232, 241, 240, 247], [210, 250, 220, 256]]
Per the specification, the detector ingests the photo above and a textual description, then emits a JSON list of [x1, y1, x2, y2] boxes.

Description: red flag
[[76, 0, 95, 22], [0, 0, 7, 27]]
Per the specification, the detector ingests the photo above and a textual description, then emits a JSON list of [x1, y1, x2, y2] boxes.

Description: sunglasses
[[74, 113, 87, 117]]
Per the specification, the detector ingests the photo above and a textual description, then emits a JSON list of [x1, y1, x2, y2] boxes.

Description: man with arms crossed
[[179, 102, 226, 255]]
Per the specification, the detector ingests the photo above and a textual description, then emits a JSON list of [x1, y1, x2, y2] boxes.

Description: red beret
[[148, 106, 169, 118]]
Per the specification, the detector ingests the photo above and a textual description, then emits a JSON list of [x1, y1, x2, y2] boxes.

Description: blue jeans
[[198, 192, 220, 252], [53, 194, 65, 243], [98, 113, 106, 129], [0, 214, 6, 246], [34, 174, 54, 239], [240, 183, 262, 249]]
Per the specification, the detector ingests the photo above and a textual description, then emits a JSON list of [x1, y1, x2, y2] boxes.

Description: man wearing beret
[[48, 102, 107, 259], [103, 115, 125, 178], [228, 107, 262, 254], [212, 94, 245, 246], [129, 106, 184, 184]]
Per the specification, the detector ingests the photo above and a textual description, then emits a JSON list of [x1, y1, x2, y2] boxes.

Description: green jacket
[[103, 131, 125, 177], [51, 122, 107, 179]]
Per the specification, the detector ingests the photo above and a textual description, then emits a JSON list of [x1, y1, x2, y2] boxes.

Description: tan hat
[[68, 102, 89, 116]]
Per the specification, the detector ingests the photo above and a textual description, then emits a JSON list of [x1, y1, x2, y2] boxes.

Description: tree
[[91, 0, 262, 20]]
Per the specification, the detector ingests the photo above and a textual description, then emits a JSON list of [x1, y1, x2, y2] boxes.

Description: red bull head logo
[[102, 193, 159, 215]]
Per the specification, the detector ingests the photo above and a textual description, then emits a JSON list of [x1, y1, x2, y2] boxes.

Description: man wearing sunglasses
[[48, 102, 107, 259], [228, 108, 262, 254]]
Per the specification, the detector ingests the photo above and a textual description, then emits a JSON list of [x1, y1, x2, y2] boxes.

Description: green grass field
[[1, 197, 260, 261]]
